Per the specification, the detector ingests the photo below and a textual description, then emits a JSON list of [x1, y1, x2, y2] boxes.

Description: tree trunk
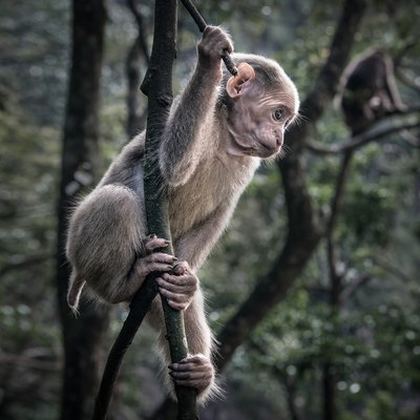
[[56, 2, 110, 420], [126, 0, 149, 138], [322, 362, 337, 420]]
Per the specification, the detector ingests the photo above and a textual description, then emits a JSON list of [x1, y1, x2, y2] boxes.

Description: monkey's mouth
[[226, 131, 253, 156], [228, 129, 281, 158], [227, 131, 261, 157], [258, 140, 282, 158]]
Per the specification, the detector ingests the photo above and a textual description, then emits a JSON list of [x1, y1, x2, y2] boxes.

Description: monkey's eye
[[272, 108, 284, 121]]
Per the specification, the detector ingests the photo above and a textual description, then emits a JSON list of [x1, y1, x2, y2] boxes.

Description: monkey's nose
[[275, 130, 284, 147]]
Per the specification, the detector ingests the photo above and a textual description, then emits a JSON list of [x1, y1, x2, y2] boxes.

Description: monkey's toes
[[169, 354, 214, 391], [157, 270, 198, 311], [144, 234, 170, 253]]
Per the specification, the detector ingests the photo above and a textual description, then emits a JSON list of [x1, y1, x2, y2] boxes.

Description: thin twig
[[180, 0, 238, 75]]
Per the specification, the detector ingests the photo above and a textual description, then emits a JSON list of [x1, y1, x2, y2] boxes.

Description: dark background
[[0, 0, 419, 419]]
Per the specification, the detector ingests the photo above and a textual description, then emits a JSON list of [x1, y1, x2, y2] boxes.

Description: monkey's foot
[[169, 354, 214, 392], [156, 261, 198, 311]]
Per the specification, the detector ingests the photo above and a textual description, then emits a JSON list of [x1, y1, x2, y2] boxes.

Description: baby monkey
[[66, 26, 299, 400]]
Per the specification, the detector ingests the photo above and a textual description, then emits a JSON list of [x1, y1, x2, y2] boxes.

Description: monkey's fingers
[[136, 253, 177, 277], [156, 277, 197, 294], [172, 378, 212, 389], [144, 234, 170, 253], [159, 288, 191, 302], [199, 26, 233, 62], [159, 288, 191, 311], [169, 355, 213, 390], [173, 260, 190, 275], [163, 272, 198, 287], [167, 300, 188, 311], [169, 370, 211, 380], [143, 252, 177, 265], [176, 354, 208, 365]]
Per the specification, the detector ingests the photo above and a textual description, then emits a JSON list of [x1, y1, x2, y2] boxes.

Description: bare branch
[[127, 0, 150, 64], [125, 0, 149, 137], [306, 116, 420, 155], [325, 151, 353, 307]]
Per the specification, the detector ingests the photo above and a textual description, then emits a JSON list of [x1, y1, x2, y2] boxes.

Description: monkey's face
[[225, 63, 299, 159]]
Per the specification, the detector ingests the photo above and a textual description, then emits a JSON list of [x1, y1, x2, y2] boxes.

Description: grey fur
[[65, 27, 298, 400]]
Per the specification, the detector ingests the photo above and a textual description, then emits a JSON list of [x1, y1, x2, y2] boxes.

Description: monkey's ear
[[226, 62, 256, 98]]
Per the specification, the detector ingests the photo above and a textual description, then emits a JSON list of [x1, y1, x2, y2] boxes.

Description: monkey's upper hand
[[156, 261, 198, 311], [198, 26, 233, 67], [134, 235, 176, 279]]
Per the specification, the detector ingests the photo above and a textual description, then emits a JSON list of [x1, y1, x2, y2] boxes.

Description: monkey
[[65, 26, 299, 401], [339, 49, 405, 135]]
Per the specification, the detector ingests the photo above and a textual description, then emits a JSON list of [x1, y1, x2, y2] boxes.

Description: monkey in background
[[339, 49, 405, 135], [65, 26, 299, 401]]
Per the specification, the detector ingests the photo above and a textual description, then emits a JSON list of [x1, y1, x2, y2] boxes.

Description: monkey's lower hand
[[169, 354, 214, 394], [156, 261, 198, 311]]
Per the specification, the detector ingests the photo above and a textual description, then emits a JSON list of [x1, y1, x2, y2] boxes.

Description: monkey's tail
[[67, 271, 86, 315]]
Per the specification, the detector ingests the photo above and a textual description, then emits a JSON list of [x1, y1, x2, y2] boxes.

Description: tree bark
[[56, 2, 110, 420], [322, 361, 337, 420], [141, 1, 198, 417]]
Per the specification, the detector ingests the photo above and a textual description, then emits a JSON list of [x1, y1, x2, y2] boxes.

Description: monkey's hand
[[134, 235, 177, 278], [198, 26, 233, 68], [156, 261, 198, 311], [169, 354, 214, 394]]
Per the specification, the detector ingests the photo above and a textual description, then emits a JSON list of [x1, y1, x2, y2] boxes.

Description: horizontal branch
[[306, 116, 420, 155]]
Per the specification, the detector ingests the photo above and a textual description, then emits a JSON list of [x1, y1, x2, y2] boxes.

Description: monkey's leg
[[66, 185, 175, 305], [169, 287, 216, 399], [159, 269, 215, 399], [148, 269, 216, 400]]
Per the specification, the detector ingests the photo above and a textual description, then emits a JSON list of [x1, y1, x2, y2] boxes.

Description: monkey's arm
[[159, 26, 233, 186]]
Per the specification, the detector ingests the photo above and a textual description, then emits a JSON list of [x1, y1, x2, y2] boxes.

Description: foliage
[[0, 0, 419, 419]]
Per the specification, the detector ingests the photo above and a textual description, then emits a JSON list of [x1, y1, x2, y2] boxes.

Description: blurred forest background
[[1, 0, 420, 419]]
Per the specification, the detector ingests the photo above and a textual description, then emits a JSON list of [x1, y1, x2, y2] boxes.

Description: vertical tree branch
[[126, 0, 149, 137], [56, 1, 110, 420], [141, 1, 198, 417], [92, 1, 197, 420]]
